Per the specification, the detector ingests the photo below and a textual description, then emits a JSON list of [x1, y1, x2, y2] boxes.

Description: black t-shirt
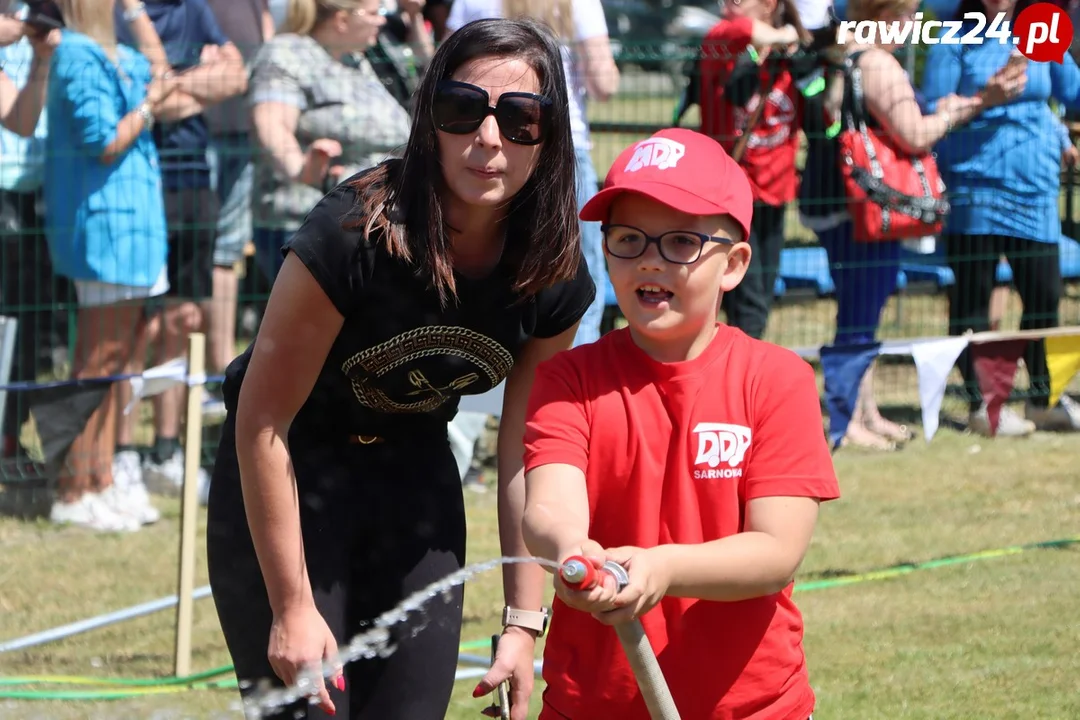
[[223, 167, 597, 440]]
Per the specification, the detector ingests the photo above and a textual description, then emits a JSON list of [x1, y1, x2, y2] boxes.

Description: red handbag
[[838, 55, 950, 243]]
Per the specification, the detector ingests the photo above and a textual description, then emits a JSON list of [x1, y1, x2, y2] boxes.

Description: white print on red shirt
[[733, 88, 796, 151], [693, 422, 752, 479]]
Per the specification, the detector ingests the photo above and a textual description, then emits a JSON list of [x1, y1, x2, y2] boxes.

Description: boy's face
[[605, 195, 751, 346]]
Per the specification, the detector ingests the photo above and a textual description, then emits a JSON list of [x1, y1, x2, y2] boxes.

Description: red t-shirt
[[524, 325, 840, 720], [699, 17, 801, 207]]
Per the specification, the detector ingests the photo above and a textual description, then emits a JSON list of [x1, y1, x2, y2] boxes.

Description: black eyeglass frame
[[601, 224, 736, 265], [432, 80, 553, 146]]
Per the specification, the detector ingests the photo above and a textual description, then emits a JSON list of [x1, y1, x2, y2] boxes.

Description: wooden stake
[[174, 332, 206, 678]]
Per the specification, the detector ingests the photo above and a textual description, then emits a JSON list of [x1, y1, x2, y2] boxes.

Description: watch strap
[[502, 607, 547, 636]]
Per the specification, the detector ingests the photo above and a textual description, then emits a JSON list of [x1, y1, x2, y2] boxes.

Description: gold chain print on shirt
[[340, 326, 514, 413]]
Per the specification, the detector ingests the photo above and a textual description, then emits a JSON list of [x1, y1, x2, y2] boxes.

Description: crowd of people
[[0, 0, 1076, 530]]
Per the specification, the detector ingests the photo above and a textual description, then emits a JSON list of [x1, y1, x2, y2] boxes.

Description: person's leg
[[207, 136, 253, 377], [207, 420, 353, 719], [51, 294, 143, 532], [571, 145, 606, 348], [722, 202, 785, 339], [0, 191, 50, 456], [819, 222, 902, 449], [944, 233, 998, 412], [146, 189, 216, 490], [344, 437, 466, 719], [1006, 237, 1078, 429]]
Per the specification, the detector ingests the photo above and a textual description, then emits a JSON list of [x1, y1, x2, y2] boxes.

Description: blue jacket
[[921, 34, 1080, 244], [44, 31, 167, 286]]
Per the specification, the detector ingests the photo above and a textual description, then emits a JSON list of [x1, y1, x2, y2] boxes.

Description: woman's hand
[[145, 73, 179, 110], [980, 60, 1027, 107], [474, 626, 537, 720], [268, 603, 344, 716], [298, 138, 343, 188], [27, 27, 60, 59], [590, 546, 671, 626]]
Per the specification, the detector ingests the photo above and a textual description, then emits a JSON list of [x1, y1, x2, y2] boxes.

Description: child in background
[[700, 0, 804, 340], [517, 129, 840, 720]]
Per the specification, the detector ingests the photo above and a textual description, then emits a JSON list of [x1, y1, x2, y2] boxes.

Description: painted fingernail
[[472, 683, 486, 698], [334, 676, 345, 692]]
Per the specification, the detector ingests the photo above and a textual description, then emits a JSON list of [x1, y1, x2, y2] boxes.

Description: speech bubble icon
[[1013, 2, 1074, 63]]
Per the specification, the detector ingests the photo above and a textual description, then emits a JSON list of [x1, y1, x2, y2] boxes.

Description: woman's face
[[436, 56, 546, 211], [340, 0, 386, 52]]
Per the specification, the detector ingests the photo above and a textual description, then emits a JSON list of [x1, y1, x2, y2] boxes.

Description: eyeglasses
[[602, 224, 734, 265], [432, 80, 552, 146]]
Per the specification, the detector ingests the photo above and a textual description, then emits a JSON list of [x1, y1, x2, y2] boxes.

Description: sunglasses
[[602, 225, 734, 265], [432, 80, 552, 146]]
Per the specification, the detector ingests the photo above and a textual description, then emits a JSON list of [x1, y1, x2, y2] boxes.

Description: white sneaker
[[111, 450, 160, 524], [101, 481, 161, 525], [143, 449, 210, 503], [50, 492, 141, 533], [113, 450, 143, 487], [968, 403, 1035, 438]]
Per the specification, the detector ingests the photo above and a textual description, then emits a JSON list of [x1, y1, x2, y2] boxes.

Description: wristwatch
[[502, 607, 549, 638]]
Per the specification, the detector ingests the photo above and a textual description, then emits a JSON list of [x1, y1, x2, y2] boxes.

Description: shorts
[[162, 187, 218, 301], [209, 134, 254, 268], [74, 266, 169, 308]]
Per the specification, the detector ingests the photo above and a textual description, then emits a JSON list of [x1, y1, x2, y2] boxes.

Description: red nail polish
[[335, 676, 345, 692], [472, 683, 486, 698], [327, 708, 336, 717]]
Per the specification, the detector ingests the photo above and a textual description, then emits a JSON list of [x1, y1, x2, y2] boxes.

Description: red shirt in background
[[699, 17, 802, 207], [524, 325, 841, 720]]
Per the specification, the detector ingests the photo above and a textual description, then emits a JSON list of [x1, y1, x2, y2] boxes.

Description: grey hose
[[601, 561, 682, 720]]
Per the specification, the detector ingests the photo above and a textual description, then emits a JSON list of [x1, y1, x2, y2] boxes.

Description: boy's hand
[[591, 546, 671, 626], [553, 540, 621, 614]]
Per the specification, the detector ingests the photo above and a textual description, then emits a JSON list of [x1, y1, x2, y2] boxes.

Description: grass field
[[1, 423, 1078, 719]]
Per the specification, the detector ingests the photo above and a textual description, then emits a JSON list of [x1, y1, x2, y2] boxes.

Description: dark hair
[[349, 17, 581, 306]]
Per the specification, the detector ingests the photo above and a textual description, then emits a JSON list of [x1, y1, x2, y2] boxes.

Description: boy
[[517, 129, 839, 720]]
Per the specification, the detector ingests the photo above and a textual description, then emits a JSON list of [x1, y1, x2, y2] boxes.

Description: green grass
[[1, 415, 1079, 718]]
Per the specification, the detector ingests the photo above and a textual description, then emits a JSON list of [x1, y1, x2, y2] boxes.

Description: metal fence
[[1, 45, 1079, 496]]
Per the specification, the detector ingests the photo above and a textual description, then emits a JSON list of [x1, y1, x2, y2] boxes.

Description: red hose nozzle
[[560, 556, 598, 591], [560, 556, 629, 592]]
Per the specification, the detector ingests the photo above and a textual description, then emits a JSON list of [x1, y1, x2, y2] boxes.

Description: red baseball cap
[[580, 128, 753, 242]]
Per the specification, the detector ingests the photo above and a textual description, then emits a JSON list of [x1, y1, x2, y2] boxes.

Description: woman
[[798, 0, 1021, 450], [44, 0, 176, 531], [206, 17, 594, 719], [922, 0, 1080, 436], [248, 0, 427, 283], [447, 0, 619, 348]]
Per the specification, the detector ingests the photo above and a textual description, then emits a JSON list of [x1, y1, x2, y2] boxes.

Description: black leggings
[[945, 233, 1062, 410], [206, 418, 466, 719]]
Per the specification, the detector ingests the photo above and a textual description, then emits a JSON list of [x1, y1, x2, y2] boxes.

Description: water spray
[[560, 556, 682, 720]]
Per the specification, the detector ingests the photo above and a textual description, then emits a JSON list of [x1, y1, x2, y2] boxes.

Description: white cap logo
[[624, 138, 686, 173]]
